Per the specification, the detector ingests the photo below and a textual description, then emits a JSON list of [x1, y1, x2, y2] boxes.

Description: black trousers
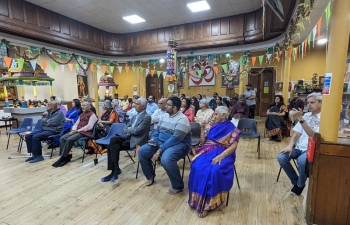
[[107, 135, 130, 170], [248, 105, 256, 119]]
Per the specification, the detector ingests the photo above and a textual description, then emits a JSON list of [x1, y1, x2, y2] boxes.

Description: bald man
[[150, 98, 168, 136]]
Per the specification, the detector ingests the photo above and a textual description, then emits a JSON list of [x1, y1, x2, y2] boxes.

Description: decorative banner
[[251, 56, 257, 66], [205, 68, 210, 74], [288, 48, 293, 58], [266, 53, 272, 60], [75, 63, 80, 72], [221, 64, 228, 73], [17, 58, 24, 70], [3, 56, 12, 68], [304, 39, 308, 55], [145, 68, 149, 75], [298, 45, 301, 57], [239, 57, 243, 65], [295, 47, 298, 60], [258, 55, 264, 65], [50, 61, 57, 71], [90, 64, 94, 71], [139, 67, 144, 75], [110, 66, 114, 74], [225, 53, 230, 58], [276, 56, 280, 62], [325, 1, 331, 29], [292, 48, 296, 61], [132, 66, 136, 74], [317, 17, 322, 39], [68, 63, 73, 72], [125, 66, 130, 73], [213, 66, 219, 75], [101, 65, 107, 74], [30, 60, 37, 70], [157, 71, 161, 78], [41, 61, 47, 71], [60, 64, 65, 72], [189, 71, 194, 77], [279, 51, 282, 57], [162, 71, 167, 79], [301, 42, 304, 59], [150, 69, 155, 77], [307, 33, 311, 51], [267, 47, 273, 54], [197, 70, 202, 78], [312, 26, 317, 47], [29, 46, 39, 53], [60, 52, 67, 59], [117, 66, 122, 73]]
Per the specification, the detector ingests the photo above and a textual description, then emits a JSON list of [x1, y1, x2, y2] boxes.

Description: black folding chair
[[226, 164, 241, 206], [74, 123, 102, 163], [237, 119, 261, 159], [276, 159, 298, 182], [190, 122, 201, 147]]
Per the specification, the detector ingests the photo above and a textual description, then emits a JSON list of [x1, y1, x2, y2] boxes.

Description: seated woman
[[191, 96, 200, 115], [180, 98, 195, 122], [125, 98, 133, 111], [231, 95, 249, 119], [265, 95, 288, 141], [195, 99, 214, 130], [95, 100, 118, 139], [112, 99, 125, 123], [188, 106, 241, 218]]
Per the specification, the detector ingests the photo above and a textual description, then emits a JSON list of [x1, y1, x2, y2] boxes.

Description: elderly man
[[146, 95, 158, 116], [52, 101, 98, 167], [277, 93, 322, 195], [138, 96, 191, 195], [25, 101, 65, 163], [150, 98, 167, 136], [101, 97, 151, 182]]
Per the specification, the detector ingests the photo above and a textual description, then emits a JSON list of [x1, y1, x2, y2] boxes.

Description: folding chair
[[17, 119, 42, 153], [45, 128, 66, 159], [276, 159, 298, 182], [226, 164, 241, 206], [190, 122, 201, 147], [74, 123, 101, 163], [6, 118, 33, 150], [237, 119, 261, 159]]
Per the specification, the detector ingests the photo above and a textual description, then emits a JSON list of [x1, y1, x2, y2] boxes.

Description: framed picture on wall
[[177, 66, 185, 89], [77, 75, 88, 97], [221, 61, 240, 88], [319, 76, 325, 87]]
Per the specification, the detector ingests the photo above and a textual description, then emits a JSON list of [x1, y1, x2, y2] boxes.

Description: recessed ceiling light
[[123, 15, 145, 24], [317, 38, 328, 45], [187, 1, 211, 13]]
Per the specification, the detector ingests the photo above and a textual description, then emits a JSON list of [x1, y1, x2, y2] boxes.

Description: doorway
[[146, 75, 164, 101], [249, 67, 276, 117]]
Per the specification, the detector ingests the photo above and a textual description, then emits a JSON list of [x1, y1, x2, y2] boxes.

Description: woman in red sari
[[180, 98, 195, 122]]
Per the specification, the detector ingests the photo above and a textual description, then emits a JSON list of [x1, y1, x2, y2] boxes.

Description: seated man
[[138, 96, 191, 195], [25, 101, 65, 163], [277, 93, 322, 195], [231, 95, 249, 119], [52, 101, 98, 167], [150, 98, 167, 136], [101, 97, 151, 182]]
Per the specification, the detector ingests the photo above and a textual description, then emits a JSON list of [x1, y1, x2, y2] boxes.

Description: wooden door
[[249, 68, 276, 117], [146, 75, 163, 101]]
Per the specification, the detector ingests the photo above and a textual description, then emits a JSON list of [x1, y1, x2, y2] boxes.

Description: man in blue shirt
[[146, 95, 158, 115]]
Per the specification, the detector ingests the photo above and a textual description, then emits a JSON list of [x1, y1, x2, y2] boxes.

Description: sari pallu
[[265, 104, 287, 141], [63, 108, 81, 132], [188, 120, 241, 213]]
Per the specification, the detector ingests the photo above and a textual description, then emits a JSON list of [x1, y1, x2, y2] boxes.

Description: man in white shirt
[[277, 93, 322, 195], [150, 98, 167, 136], [121, 94, 129, 110], [243, 84, 256, 119]]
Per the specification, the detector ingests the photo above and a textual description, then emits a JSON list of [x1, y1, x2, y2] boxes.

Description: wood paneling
[[0, 0, 294, 56]]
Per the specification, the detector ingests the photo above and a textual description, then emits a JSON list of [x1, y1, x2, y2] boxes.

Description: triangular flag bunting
[[239, 57, 243, 65], [317, 17, 322, 39], [206, 68, 210, 74], [301, 42, 304, 59], [139, 67, 144, 75], [3, 57, 12, 68], [17, 58, 24, 70], [150, 70, 155, 77], [312, 26, 317, 47], [90, 64, 94, 71], [189, 71, 194, 77], [30, 60, 37, 70], [157, 71, 161, 78], [292, 48, 296, 61], [110, 66, 114, 74], [117, 66, 122, 73], [279, 51, 282, 57], [304, 39, 307, 55], [50, 61, 57, 71], [101, 65, 107, 74], [75, 63, 80, 72], [125, 66, 130, 73], [162, 72, 167, 79], [60, 64, 65, 72], [213, 66, 219, 75], [288, 48, 293, 58], [295, 47, 298, 60], [266, 54, 272, 60], [251, 57, 257, 66], [132, 66, 136, 74], [197, 70, 202, 78], [276, 56, 280, 62], [221, 64, 228, 73], [41, 61, 47, 71], [68, 63, 73, 72], [307, 34, 311, 51], [258, 55, 264, 65], [145, 69, 149, 76]]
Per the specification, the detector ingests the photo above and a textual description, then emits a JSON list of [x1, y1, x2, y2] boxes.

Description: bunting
[[110, 66, 114, 74], [312, 26, 317, 47], [139, 67, 144, 75], [213, 66, 219, 75], [189, 71, 194, 77], [3, 57, 12, 68], [75, 63, 80, 72], [60, 64, 65, 72], [317, 17, 322, 39], [307, 33, 311, 51], [221, 64, 228, 73], [157, 71, 161, 78], [197, 70, 202, 78], [132, 66, 136, 74], [101, 65, 107, 74], [90, 64, 94, 72], [304, 39, 307, 55], [150, 69, 155, 77], [50, 61, 57, 71], [251, 57, 256, 66], [301, 42, 304, 59], [125, 66, 130, 73], [17, 58, 24, 70], [162, 72, 167, 79], [145, 69, 149, 76], [30, 60, 37, 71], [117, 66, 122, 73], [41, 61, 47, 71], [266, 54, 272, 60], [258, 55, 264, 65], [295, 47, 298, 60]]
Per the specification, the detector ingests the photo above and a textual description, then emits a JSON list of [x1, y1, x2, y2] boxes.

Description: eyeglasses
[[166, 104, 173, 107], [158, 102, 165, 105]]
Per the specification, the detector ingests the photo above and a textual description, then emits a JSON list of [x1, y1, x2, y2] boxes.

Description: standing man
[[289, 92, 305, 125], [138, 96, 191, 195], [209, 92, 218, 110], [243, 84, 256, 119], [121, 94, 129, 111], [52, 101, 98, 167], [277, 93, 322, 195], [150, 98, 168, 136], [114, 93, 122, 107], [25, 101, 65, 163], [146, 95, 158, 116]]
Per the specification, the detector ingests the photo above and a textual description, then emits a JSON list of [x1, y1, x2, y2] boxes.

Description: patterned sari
[[188, 120, 241, 213], [265, 104, 287, 141]]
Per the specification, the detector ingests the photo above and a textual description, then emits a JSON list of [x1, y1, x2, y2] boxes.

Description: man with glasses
[[138, 96, 191, 195], [150, 98, 168, 136], [146, 95, 158, 115]]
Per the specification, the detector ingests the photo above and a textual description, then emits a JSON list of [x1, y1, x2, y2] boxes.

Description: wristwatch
[[300, 119, 305, 124]]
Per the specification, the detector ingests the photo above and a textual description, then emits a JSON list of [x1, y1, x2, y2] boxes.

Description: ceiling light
[[123, 15, 145, 24], [187, 1, 211, 13], [317, 38, 328, 45], [159, 59, 165, 63]]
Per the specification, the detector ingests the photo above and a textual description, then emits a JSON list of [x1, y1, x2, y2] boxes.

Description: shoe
[[29, 155, 44, 163], [59, 154, 72, 167], [290, 185, 305, 195], [101, 174, 113, 182], [110, 169, 122, 182], [25, 155, 37, 162], [52, 156, 65, 167]]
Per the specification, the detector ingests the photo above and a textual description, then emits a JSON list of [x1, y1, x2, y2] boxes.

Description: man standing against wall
[[121, 94, 129, 111], [243, 84, 256, 119]]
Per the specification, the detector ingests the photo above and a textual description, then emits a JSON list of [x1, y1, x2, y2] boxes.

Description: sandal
[[167, 188, 183, 195]]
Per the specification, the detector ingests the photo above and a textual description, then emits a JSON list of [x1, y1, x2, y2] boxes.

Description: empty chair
[[6, 117, 33, 150], [18, 119, 42, 153], [237, 119, 261, 159], [190, 122, 201, 147]]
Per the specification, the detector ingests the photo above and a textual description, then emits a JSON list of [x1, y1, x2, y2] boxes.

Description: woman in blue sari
[[188, 106, 241, 218]]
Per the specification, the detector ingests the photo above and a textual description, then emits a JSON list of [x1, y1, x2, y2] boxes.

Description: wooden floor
[[0, 121, 307, 225]]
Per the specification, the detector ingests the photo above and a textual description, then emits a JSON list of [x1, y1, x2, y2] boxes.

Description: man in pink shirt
[[52, 101, 98, 167]]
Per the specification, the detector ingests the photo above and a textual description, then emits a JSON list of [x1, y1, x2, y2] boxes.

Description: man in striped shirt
[[138, 96, 191, 195]]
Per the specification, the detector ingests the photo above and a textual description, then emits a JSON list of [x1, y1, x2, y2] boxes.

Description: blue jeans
[[277, 146, 307, 188], [25, 129, 57, 156], [138, 142, 190, 190]]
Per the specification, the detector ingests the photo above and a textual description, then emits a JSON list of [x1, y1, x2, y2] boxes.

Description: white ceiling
[[25, 0, 262, 33]]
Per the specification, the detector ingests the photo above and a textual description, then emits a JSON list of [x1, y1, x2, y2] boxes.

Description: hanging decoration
[[165, 45, 176, 82]]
